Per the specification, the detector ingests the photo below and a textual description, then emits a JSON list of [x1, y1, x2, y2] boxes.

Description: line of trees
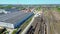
[[0, 5, 26, 10]]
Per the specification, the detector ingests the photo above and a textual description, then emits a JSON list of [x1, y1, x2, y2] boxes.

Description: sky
[[0, 0, 60, 4]]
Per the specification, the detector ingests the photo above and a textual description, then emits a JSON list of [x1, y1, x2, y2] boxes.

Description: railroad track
[[26, 15, 47, 34]]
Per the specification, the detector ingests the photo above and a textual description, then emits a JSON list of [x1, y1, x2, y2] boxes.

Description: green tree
[[5, 5, 13, 9]]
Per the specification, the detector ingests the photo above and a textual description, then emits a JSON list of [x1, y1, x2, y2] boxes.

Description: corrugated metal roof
[[0, 11, 31, 24]]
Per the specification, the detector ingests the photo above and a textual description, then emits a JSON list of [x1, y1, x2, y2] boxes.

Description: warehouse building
[[0, 11, 34, 29]]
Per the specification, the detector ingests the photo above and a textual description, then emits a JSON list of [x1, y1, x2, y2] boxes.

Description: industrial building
[[0, 11, 34, 29]]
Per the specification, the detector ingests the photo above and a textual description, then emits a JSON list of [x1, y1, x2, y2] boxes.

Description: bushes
[[56, 7, 60, 12], [35, 7, 41, 11], [12, 29, 17, 34]]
